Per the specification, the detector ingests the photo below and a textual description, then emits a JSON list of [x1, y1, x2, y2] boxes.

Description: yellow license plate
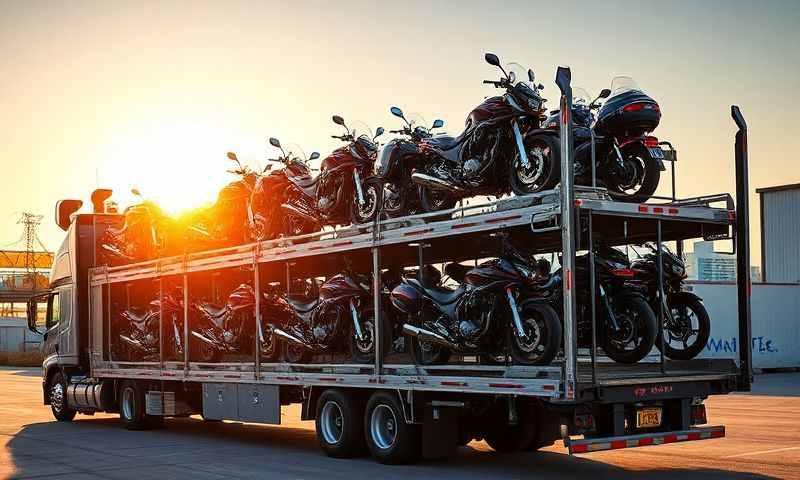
[[636, 407, 662, 428]]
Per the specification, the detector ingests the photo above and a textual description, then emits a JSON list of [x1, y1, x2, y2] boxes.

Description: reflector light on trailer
[[452, 222, 478, 229], [610, 268, 636, 277], [488, 383, 525, 389], [568, 426, 725, 454], [441, 381, 468, 387], [638, 205, 649, 213], [486, 214, 522, 224], [404, 228, 434, 236]]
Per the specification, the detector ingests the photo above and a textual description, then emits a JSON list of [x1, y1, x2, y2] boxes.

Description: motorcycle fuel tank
[[320, 145, 359, 172], [464, 258, 521, 289], [466, 96, 513, 126], [318, 274, 367, 300]]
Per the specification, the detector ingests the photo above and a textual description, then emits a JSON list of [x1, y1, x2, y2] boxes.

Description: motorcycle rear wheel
[[417, 185, 457, 215], [283, 341, 312, 364], [605, 143, 661, 203], [409, 332, 451, 365], [509, 135, 561, 196], [603, 295, 658, 364]]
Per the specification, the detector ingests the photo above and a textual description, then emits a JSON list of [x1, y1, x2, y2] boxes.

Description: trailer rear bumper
[[567, 425, 725, 454]]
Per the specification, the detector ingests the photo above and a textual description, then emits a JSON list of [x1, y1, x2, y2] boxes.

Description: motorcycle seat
[[197, 303, 228, 319], [444, 263, 472, 283], [122, 308, 152, 325], [286, 294, 320, 313], [410, 279, 465, 305], [422, 135, 463, 164]]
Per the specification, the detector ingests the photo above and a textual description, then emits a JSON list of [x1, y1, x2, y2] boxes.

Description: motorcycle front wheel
[[349, 309, 392, 364], [351, 178, 382, 225], [509, 134, 561, 196], [603, 295, 658, 364], [605, 143, 661, 203], [657, 294, 711, 361], [506, 300, 562, 365]]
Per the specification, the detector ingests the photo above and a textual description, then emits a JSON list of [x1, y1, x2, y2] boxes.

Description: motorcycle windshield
[[506, 62, 533, 89], [609, 76, 643, 97], [572, 87, 592, 107], [349, 120, 378, 157]]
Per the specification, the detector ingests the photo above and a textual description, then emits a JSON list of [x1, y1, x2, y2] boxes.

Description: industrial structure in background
[[0, 213, 50, 352], [684, 241, 737, 281], [758, 183, 800, 283]]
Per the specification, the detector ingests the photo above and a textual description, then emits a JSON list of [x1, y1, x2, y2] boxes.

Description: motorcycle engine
[[462, 158, 482, 178], [312, 303, 343, 347], [457, 291, 497, 342]]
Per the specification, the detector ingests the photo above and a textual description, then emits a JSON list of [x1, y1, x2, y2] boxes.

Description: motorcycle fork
[[599, 285, 621, 331], [505, 287, 529, 341], [352, 168, 366, 205], [349, 298, 365, 341], [511, 120, 531, 170]]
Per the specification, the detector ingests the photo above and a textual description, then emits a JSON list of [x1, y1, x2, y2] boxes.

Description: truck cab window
[[46, 293, 60, 330]]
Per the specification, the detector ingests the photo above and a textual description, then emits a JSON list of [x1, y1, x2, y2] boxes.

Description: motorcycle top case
[[595, 90, 661, 135], [390, 283, 422, 315]]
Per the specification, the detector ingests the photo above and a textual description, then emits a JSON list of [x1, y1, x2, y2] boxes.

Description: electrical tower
[[18, 212, 44, 293]]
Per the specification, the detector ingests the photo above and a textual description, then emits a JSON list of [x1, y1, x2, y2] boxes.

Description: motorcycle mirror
[[528, 69, 536, 82], [226, 152, 239, 162], [484, 52, 501, 67], [390, 106, 404, 118], [131, 188, 141, 197], [269, 137, 281, 149], [263, 164, 273, 172], [599, 88, 611, 99], [431, 119, 444, 129], [374, 126, 385, 138], [332, 115, 345, 126], [309, 152, 320, 161]]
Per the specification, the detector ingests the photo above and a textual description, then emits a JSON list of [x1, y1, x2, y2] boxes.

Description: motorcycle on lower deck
[[114, 287, 185, 361], [537, 77, 669, 203], [263, 270, 389, 364], [409, 53, 558, 213], [546, 245, 658, 364], [390, 238, 562, 365], [279, 116, 384, 236], [631, 242, 711, 360], [190, 283, 278, 362]]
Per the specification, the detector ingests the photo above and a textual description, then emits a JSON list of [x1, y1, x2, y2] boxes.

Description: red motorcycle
[[279, 116, 384, 236]]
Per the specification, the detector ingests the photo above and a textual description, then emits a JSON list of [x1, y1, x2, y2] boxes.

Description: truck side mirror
[[55, 199, 83, 231], [26, 297, 44, 334]]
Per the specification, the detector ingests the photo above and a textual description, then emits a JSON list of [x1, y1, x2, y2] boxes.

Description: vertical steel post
[[183, 273, 189, 376], [556, 66, 577, 400], [588, 212, 597, 384], [372, 247, 382, 375], [253, 247, 261, 379], [590, 130, 597, 188], [285, 263, 291, 294], [158, 276, 164, 371], [732, 105, 752, 391], [656, 220, 666, 374]]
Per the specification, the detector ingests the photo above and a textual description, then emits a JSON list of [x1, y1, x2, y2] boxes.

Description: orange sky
[[2, 0, 799, 264]]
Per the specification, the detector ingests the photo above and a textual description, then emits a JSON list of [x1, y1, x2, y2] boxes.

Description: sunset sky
[[1, 0, 798, 263]]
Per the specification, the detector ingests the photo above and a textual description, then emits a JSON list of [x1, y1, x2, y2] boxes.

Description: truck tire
[[119, 380, 161, 430], [483, 400, 539, 453], [315, 389, 365, 458], [49, 372, 76, 422], [364, 391, 420, 464]]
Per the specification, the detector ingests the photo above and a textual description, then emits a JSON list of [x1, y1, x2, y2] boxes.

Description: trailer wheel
[[49, 372, 76, 422], [315, 389, 365, 458], [364, 391, 420, 464], [119, 380, 160, 430]]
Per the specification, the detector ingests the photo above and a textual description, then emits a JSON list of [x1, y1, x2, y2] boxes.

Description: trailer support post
[[183, 273, 189, 376], [253, 246, 261, 379], [732, 105, 752, 391], [656, 220, 666, 374], [372, 247, 382, 375], [556, 66, 578, 400], [588, 212, 597, 384]]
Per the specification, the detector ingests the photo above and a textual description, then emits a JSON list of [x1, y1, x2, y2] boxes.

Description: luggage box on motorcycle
[[595, 90, 661, 136]]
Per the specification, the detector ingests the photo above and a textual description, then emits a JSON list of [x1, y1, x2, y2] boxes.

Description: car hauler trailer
[[27, 70, 752, 464]]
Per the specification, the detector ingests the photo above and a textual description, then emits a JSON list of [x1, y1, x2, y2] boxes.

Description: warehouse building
[[758, 183, 800, 283]]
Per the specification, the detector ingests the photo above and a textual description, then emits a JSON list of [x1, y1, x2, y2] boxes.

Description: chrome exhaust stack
[[273, 328, 313, 349], [411, 173, 465, 193], [402, 324, 458, 351]]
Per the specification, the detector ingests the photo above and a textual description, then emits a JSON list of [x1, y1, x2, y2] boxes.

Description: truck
[[26, 73, 753, 464]]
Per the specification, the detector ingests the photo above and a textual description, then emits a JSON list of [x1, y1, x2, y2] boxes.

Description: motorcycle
[[190, 283, 279, 362], [249, 143, 319, 241], [539, 77, 668, 202], [279, 116, 384, 235], [631, 242, 711, 360], [264, 270, 388, 364], [409, 53, 556, 213], [546, 245, 658, 364], [391, 238, 562, 366], [367, 107, 445, 219], [115, 287, 185, 361]]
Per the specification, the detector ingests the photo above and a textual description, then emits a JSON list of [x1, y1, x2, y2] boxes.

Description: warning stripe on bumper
[[569, 425, 725, 454]]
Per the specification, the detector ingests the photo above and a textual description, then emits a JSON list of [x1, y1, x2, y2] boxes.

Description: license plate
[[648, 147, 665, 159], [636, 407, 662, 428]]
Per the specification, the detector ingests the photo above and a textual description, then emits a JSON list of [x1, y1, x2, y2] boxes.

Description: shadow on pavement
[[6, 416, 777, 480]]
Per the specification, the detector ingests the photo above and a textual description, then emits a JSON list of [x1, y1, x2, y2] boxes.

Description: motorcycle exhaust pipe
[[402, 324, 458, 351], [190, 330, 217, 346], [273, 328, 313, 349], [410, 173, 465, 193], [280, 203, 318, 226], [119, 335, 145, 350]]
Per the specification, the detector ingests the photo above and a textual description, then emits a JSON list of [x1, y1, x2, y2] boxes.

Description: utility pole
[[18, 212, 44, 295]]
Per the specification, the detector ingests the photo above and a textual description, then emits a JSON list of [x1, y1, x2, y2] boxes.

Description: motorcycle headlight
[[527, 97, 540, 110], [672, 263, 686, 278]]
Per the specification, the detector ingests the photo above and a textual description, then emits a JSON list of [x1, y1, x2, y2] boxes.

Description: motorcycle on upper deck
[[539, 77, 669, 202], [279, 116, 384, 236], [409, 53, 558, 213], [367, 107, 445, 219]]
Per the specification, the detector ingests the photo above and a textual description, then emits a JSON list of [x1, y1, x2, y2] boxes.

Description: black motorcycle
[[547, 245, 658, 364], [116, 287, 184, 361], [279, 116, 384, 235], [538, 78, 668, 202], [631, 242, 711, 360], [409, 53, 557, 212], [190, 283, 279, 362], [365, 107, 445, 219], [390, 239, 561, 365], [264, 270, 388, 364]]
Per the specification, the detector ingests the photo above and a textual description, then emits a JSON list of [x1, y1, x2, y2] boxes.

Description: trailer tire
[[119, 380, 159, 430], [364, 391, 420, 464], [49, 372, 76, 422], [315, 389, 365, 458], [483, 400, 539, 453]]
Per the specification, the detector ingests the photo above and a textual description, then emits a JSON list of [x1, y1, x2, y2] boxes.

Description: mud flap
[[422, 403, 460, 459]]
